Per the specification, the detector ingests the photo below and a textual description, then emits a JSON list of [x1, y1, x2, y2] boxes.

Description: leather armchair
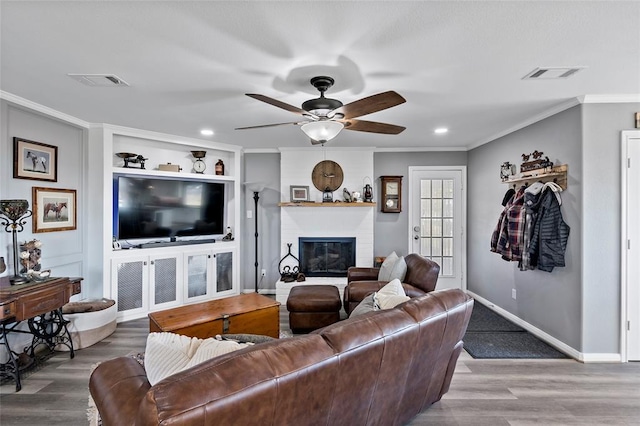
[[343, 253, 440, 315]]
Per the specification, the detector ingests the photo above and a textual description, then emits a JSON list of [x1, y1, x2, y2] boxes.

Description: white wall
[[0, 100, 87, 358], [279, 148, 375, 268]]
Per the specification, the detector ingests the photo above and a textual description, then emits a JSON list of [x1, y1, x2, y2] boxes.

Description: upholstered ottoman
[[286, 285, 342, 333]]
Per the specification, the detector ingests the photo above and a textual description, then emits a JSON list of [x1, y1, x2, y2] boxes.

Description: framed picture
[[13, 137, 58, 182], [290, 185, 309, 202], [32, 187, 77, 233]]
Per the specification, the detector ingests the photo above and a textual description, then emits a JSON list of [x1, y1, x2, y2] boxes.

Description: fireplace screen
[[299, 237, 356, 277]]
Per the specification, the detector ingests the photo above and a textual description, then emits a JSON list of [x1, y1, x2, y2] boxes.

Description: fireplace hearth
[[299, 237, 356, 277]]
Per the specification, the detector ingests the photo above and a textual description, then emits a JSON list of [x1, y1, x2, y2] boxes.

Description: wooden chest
[[148, 293, 280, 339]]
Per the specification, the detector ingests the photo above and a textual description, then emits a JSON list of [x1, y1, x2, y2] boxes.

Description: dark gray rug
[[466, 302, 525, 332], [463, 302, 567, 359]]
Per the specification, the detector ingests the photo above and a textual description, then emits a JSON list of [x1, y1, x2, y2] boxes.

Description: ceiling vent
[[67, 74, 129, 86], [523, 67, 586, 80]]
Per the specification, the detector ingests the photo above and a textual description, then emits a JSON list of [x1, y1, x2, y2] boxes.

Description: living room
[[1, 1, 640, 424]]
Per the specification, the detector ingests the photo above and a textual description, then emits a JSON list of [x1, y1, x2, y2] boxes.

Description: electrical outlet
[[512, 288, 517, 300], [261, 269, 266, 277]]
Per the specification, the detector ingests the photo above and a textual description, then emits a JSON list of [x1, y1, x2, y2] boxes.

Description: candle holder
[[0, 199, 33, 285]]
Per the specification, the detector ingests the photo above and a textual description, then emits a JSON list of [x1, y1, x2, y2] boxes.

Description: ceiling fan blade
[[235, 121, 304, 130], [245, 93, 317, 118], [341, 119, 406, 135], [331, 91, 406, 120]]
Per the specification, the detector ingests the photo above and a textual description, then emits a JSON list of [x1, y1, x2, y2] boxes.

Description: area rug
[[463, 302, 567, 359]]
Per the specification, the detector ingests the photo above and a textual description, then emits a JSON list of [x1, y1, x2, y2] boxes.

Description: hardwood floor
[[1, 307, 639, 425]]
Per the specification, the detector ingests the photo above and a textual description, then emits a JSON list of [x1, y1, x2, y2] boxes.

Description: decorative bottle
[[215, 159, 225, 176]]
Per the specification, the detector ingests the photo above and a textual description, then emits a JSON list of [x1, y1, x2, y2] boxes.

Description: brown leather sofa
[[89, 289, 472, 426], [343, 253, 440, 315]]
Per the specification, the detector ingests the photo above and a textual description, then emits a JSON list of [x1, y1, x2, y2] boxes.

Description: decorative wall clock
[[380, 175, 402, 213], [311, 160, 344, 192]]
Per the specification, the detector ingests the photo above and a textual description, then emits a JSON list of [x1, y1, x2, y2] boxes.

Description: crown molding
[[580, 94, 640, 103], [374, 146, 467, 153], [0, 90, 91, 129]]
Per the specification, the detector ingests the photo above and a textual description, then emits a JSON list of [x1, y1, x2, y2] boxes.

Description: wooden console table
[[0, 277, 82, 392]]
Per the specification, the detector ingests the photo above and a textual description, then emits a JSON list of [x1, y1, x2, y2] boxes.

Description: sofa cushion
[[350, 294, 376, 318], [374, 279, 410, 310], [377, 251, 407, 282], [144, 332, 250, 385]]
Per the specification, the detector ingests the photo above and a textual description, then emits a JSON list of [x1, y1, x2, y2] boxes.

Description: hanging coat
[[528, 186, 570, 272]]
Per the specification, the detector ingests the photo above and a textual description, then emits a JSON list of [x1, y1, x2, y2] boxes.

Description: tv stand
[[137, 239, 216, 249]]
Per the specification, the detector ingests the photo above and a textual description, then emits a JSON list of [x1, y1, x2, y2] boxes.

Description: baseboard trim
[[464, 291, 621, 363]]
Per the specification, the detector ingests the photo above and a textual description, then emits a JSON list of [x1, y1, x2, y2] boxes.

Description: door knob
[[414, 235, 419, 240], [413, 226, 420, 232]]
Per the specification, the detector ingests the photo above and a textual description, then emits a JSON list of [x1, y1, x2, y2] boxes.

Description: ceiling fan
[[236, 76, 406, 145]]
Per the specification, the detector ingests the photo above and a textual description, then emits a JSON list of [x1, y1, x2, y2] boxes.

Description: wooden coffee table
[[148, 293, 280, 339]]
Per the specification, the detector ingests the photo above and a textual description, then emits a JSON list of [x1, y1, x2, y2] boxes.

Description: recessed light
[[434, 128, 448, 134], [200, 129, 214, 136]]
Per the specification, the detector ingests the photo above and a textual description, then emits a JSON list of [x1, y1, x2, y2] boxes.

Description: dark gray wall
[[242, 153, 281, 292], [373, 151, 468, 257], [581, 102, 640, 353], [467, 105, 583, 350]]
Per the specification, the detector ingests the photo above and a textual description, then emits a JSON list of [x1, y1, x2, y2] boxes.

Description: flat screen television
[[113, 174, 225, 241]]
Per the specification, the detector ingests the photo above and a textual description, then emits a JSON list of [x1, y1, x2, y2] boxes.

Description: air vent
[[523, 67, 586, 80], [67, 74, 129, 86]]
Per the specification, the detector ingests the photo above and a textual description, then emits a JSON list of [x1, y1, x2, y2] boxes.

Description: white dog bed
[[57, 299, 117, 351]]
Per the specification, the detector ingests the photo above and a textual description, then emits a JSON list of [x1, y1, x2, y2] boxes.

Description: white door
[[624, 133, 640, 361], [409, 167, 466, 291]]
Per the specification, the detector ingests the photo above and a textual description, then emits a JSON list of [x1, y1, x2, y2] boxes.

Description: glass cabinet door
[[215, 251, 233, 293], [185, 252, 211, 300]]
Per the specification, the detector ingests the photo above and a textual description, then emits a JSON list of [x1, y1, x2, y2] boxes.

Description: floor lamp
[[244, 183, 265, 293], [0, 199, 32, 285]]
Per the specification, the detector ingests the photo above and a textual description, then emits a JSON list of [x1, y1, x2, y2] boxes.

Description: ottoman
[[287, 285, 342, 333]]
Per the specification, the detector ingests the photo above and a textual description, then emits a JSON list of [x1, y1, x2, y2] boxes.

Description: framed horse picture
[[32, 187, 77, 233], [13, 137, 58, 182]]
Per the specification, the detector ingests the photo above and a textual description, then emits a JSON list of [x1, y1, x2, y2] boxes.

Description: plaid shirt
[[491, 187, 526, 261]]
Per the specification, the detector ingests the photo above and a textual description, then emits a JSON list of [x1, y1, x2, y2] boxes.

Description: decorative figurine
[[343, 188, 352, 202]]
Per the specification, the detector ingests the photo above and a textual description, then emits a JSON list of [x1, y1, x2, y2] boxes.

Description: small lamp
[[244, 182, 266, 293], [0, 200, 33, 285]]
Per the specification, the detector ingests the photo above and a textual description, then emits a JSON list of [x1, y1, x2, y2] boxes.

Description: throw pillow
[[144, 332, 250, 386], [349, 294, 377, 318], [377, 251, 407, 282], [373, 278, 410, 310]]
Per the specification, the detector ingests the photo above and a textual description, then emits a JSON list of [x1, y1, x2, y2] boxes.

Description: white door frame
[[408, 166, 467, 291], [621, 130, 640, 362]]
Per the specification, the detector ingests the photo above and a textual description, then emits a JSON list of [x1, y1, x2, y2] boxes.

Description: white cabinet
[[111, 244, 237, 321], [184, 247, 236, 303], [112, 252, 181, 320], [91, 125, 242, 319]]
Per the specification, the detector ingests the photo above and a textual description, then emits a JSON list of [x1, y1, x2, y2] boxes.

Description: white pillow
[[377, 252, 407, 282], [373, 278, 410, 310], [144, 332, 250, 386]]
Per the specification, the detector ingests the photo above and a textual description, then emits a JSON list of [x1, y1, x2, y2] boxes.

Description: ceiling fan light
[[301, 121, 344, 143]]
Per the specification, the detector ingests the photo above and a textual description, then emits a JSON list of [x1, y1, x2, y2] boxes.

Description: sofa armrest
[[347, 266, 379, 282], [89, 356, 151, 426]]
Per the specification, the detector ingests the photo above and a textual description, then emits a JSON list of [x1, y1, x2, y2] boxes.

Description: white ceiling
[[1, 1, 639, 150]]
